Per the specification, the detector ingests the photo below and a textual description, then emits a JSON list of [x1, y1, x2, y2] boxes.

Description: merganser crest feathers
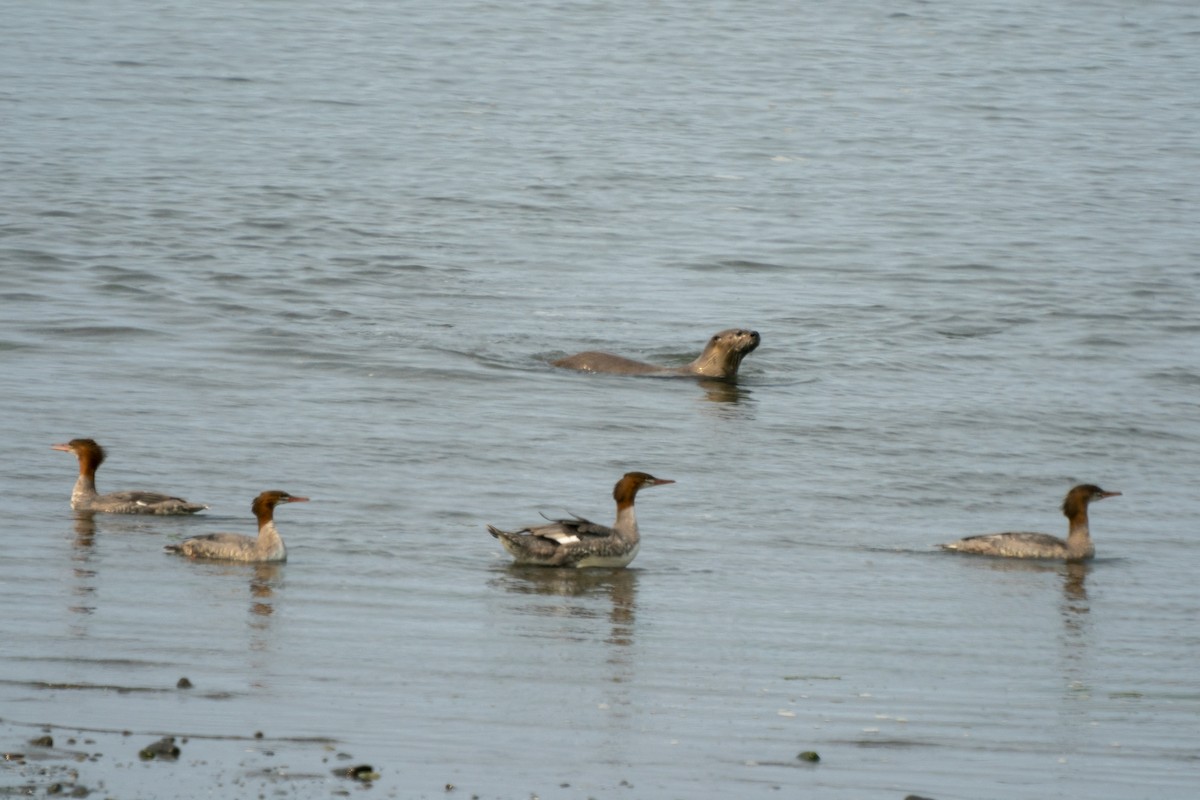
[[488, 471, 673, 568], [52, 438, 207, 515], [165, 490, 308, 563], [939, 484, 1120, 561]]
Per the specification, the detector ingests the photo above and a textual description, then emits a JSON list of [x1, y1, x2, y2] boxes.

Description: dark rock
[[335, 764, 379, 781], [138, 736, 181, 761]]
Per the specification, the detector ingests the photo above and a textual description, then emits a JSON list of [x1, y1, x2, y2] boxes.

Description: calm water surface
[[2, 1, 1199, 797]]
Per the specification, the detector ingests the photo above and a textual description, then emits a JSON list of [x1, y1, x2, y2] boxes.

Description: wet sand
[[5, 717, 931, 800], [2, 718, 370, 799]]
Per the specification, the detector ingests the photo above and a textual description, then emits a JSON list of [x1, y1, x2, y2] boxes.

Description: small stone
[[138, 737, 180, 761], [30, 736, 54, 748], [335, 764, 379, 782]]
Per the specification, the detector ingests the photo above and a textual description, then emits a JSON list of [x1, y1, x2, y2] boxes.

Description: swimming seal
[[552, 328, 760, 380]]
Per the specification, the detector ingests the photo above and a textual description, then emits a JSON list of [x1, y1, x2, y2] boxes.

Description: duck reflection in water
[[949, 556, 1090, 604], [950, 556, 1094, 665], [1062, 561, 1089, 608], [250, 563, 282, 618], [66, 513, 98, 623], [67, 512, 199, 618], [71, 512, 97, 550], [492, 566, 639, 646], [183, 560, 284, 623]]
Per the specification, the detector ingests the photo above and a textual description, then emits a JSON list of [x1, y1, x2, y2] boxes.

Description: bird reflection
[[491, 566, 638, 647], [68, 513, 98, 623], [249, 563, 283, 618], [1062, 561, 1089, 606], [942, 556, 1091, 632], [946, 556, 1094, 716], [1058, 561, 1091, 646], [966, 560, 1088, 598], [71, 512, 97, 550], [1053, 559, 1096, 756], [491, 564, 641, 764], [185, 561, 283, 636]]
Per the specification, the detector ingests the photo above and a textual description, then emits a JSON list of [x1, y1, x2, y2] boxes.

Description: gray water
[[2, 0, 1199, 797]]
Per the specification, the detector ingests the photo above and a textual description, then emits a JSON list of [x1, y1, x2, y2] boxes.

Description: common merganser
[[939, 484, 1121, 561], [488, 472, 674, 568], [52, 438, 207, 515], [164, 491, 307, 562]]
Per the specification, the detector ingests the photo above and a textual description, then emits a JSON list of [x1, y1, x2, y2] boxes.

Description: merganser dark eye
[[488, 472, 674, 568], [939, 484, 1120, 561], [52, 438, 208, 515], [165, 490, 309, 563]]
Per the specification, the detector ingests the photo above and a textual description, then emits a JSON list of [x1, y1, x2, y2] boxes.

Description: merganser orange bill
[[939, 484, 1120, 561], [52, 438, 207, 515], [488, 472, 674, 568], [165, 491, 307, 562]]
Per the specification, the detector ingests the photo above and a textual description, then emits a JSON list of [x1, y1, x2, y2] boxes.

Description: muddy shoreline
[[1, 717, 392, 799]]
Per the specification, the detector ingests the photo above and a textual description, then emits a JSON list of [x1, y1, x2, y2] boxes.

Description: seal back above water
[[552, 328, 760, 380]]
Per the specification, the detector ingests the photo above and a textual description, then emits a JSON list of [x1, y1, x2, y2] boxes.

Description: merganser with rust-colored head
[[52, 438, 207, 515], [939, 484, 1121, 561], [488, 471, 674, 568], [165, 491, 308, 562]]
